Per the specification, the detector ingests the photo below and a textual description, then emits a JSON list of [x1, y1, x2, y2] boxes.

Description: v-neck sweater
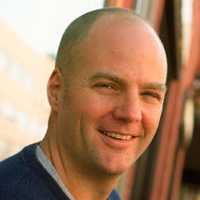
[[0, 143, 120, 200]]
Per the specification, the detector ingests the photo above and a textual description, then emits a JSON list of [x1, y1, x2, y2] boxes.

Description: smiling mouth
[[99, 130, 133, 141]]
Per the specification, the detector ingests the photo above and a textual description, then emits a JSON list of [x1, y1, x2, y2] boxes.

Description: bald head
[[56, 8, 130, 69], [55, 7, 167, 78], [46, 7, 168, 179]]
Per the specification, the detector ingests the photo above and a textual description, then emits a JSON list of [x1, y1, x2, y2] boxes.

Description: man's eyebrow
[[89, 72, 124, 84], [142, 83, 167, 92], [89, 72, 167, 91]]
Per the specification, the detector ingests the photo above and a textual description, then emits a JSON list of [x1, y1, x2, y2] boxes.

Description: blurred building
[[0, 20, 54, 160]]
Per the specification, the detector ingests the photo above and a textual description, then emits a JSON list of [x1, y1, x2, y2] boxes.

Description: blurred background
[[0, 0, 200, 199]]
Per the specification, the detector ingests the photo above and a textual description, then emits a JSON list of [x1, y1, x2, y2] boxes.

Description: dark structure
[[105, 1, 200, 199]]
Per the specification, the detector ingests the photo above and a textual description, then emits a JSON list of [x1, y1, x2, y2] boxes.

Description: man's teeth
[[101, 131, 132, 140]]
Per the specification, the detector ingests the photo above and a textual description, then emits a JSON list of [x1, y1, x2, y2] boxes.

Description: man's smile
[[99, 129, 133, 141]]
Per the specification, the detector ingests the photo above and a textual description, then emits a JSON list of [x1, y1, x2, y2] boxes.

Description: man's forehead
[[67, 11, 167, 85], [85, 14, 167, 75], [83, 13, 161, 55]]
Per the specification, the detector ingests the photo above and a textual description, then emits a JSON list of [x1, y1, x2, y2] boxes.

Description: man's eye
[[95, 83, 116, 90], [93, 82, 120, 94], [142, 92, 162, 102]]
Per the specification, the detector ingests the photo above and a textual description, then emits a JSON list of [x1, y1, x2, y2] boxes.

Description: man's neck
[[40, 134, 119, 200]]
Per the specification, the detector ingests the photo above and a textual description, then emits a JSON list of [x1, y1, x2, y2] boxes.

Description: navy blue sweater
[[0, 144, 120, 200]]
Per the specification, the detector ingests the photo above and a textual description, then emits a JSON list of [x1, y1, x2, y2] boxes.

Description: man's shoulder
[[0, 144, 38, 186], [0, 146, 29, 186], [0, 144, 73, 200], [0, 144, 46, 199]]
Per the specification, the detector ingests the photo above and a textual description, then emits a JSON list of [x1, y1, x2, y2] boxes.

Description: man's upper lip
[[98, 128, 141, 137]]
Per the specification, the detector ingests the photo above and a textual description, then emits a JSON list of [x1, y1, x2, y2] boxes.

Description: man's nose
[[112, 93, 142, 123]]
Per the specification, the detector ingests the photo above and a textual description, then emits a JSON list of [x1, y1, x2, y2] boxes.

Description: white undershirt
[[36, 145, 75, 200]]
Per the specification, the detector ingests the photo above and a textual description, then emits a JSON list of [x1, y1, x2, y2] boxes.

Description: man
[[0, 7, 167, 200]]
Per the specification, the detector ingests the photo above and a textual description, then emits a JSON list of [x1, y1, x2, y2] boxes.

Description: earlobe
[[47, 68, 63, 112]]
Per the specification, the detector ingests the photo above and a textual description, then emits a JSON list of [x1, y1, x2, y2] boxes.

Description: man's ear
[[47, 68, 63, 112]]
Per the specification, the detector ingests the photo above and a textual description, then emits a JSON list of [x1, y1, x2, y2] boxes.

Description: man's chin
[[99, 163, 133, 177]]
